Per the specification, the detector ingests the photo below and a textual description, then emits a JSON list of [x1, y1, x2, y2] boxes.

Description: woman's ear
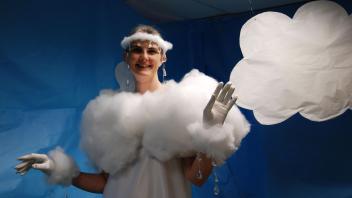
[[162, 55, 167, 63]]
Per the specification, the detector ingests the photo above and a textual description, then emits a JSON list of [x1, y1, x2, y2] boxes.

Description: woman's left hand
[[203, 82, 237, 127]]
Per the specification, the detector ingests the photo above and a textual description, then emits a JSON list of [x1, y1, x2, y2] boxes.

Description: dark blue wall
[[160, 0, 352, 197], [0, 0, 149, 197], [1, 0, 351, 197]]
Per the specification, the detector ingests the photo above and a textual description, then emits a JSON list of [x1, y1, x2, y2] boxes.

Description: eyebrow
[[129, 45, 161, 51]]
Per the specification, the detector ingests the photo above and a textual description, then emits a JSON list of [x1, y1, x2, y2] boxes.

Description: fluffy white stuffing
[[81, 92, 144, 174], [47, 147, 80, 186], [142, 70, 219, 160], [187, 122, 236, 165], [187, 104, 251, 164], [226, 104, 252, 147], [81, 69, 250, 174]]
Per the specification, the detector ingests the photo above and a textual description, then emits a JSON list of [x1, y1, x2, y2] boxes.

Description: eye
[[147, 48, 160, 55], [130, 47, 143, 54]]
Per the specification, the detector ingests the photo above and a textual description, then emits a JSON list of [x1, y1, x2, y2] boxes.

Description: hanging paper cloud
[[230, 0, 352, 125]]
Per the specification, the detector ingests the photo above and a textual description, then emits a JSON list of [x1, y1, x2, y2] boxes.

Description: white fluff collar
[[80, 70, 250, 175]]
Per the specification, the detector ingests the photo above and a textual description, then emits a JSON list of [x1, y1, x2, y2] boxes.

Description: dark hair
[[127, 25, 166, 55], [130, 24, 161, 36]]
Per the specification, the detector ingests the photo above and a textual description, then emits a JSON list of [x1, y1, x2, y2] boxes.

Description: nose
[[139, 50, 149, 62]]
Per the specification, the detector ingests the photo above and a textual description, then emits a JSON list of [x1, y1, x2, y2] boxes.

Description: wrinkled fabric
[[230, 0, 352, 124], [104, 149, 191, 198]]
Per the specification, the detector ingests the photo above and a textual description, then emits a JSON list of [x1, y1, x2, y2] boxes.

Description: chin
[[133, 73, 155, 83]]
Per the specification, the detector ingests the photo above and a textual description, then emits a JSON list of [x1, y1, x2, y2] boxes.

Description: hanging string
[[196, 153, 203, 179], [248, 0, 255, 16], [212, 161, 220, 196]]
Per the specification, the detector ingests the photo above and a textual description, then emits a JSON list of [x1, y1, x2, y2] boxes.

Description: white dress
[[103, 149, 191, 198]]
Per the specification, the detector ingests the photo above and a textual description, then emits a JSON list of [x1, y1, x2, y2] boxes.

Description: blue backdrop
[[1, 0, 352, 197]]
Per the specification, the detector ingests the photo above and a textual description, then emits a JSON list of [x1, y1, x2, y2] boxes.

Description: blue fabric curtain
[[1, 0, 352, 197], [160, 0, 352, 197], [0, 0, 149, 197]]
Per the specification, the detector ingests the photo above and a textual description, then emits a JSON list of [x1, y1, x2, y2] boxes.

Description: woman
[[16, 25, 249, 198]]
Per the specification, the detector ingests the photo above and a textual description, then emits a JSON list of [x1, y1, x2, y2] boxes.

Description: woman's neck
[[135, 78, 162, 94]]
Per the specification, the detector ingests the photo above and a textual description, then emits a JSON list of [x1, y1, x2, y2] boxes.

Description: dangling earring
[[126, 64, 130, 88], [162, 63, 167, 83], [212, 160, 220, 196]]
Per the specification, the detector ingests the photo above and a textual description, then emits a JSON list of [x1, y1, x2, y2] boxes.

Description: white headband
[[121, 32, 173, 53]]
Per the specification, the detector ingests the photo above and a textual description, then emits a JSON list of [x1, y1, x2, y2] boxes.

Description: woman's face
[[124, 40, 165, 84]]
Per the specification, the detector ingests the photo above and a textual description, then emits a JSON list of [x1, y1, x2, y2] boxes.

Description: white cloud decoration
[[230, 0, 352, 125]]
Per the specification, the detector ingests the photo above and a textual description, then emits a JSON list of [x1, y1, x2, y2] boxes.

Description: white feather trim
[[47, 147, 80, 186], [121, 32, 173, 53]]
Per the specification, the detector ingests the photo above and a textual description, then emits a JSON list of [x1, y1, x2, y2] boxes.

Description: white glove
[[16, 153, 54, 175], [187, 82, 238, 164], [15, 147, 79, 186], [203, 82, 237, 127]]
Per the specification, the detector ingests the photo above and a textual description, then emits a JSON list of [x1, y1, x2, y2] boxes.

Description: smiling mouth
[[136, 64, 152, 69]]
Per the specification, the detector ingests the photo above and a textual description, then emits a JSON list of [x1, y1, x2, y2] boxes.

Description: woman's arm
[[16, 152, 109, 193], [183, 83, 236, 186], [183, 153, 213, 186], [72, 171, 109, 193]]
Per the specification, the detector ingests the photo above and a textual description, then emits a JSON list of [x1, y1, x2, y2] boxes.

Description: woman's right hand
[[203, 82, 237, 127], [15, 153, 55, 175]]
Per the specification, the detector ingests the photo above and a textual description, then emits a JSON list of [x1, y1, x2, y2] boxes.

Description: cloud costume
[[80, 68, 250, 197]]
